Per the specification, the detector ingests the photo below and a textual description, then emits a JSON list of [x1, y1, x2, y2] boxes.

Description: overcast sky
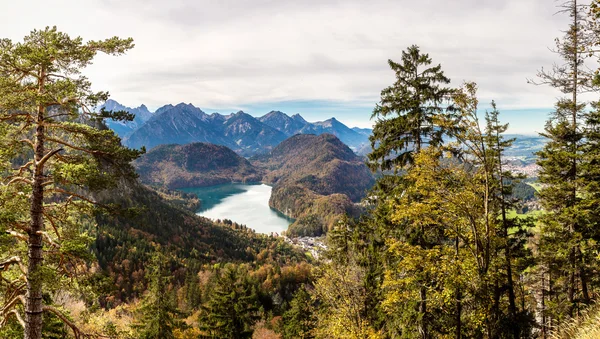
[[0, 0, 583, 133]]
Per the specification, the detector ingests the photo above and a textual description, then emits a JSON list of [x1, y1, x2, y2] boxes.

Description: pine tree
[[199, 264, 260, 339], [366, 45, 460, 339], [531, 0, 600, 327], [0, 27, 139, 339], [282, 285, 315, 339], [368, 44, 457, 172], [382, 83, 535, 338], [134, 251, 180, 339]]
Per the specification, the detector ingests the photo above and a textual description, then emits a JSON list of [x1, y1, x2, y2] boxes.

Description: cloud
[[0, 0, 588, 132]]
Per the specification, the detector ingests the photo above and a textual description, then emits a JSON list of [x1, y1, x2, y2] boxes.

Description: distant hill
[[259, 112, 371, 152], [259, 110, 308, 136], [504, 134, 547, 162], [134, 142, 263, 189], [297, 118, 368, 150], [253, 134, 375, 236], [103, 100, 371, 155], [352, 127, 373, 137]]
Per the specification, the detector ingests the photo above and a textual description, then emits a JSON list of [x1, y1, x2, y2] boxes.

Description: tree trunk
[[578, 252, 590, 304], [455, 235, 461, 339], [25, 128, 45, 339], [25, 78, 46, 339], [568, 247, 576, 316], [419, 286, 428, 339]]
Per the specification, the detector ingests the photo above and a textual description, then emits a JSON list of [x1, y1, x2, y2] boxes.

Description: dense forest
[[2, 0, 600, 338]]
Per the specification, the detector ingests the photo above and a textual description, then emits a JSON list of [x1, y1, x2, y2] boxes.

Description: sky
[[0, 0, 588, 134]]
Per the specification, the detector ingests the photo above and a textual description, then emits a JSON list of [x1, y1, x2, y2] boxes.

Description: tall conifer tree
[[0, 27, 139, 339], [531, 1, 599, 327], [368, 45, 459, 339], [369, 45, 457, 172]]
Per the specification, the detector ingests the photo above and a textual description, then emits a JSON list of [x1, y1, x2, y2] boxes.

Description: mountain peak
[[291, 114, 307, 123], [175, 102, 195, 108]]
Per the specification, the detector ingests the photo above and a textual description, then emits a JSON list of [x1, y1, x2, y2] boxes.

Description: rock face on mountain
[[124, 103, 234, 151], [122, 104, 286, 155], [253, 134, 375, 236], [352, 127, 373, 137], [104, 100, 371, 155], [258, 110, 309, 136], [134, 142, 263, 189], [102, 99, 153, 137], [259, 112, 371, 152], [222, 111, 288, 155]]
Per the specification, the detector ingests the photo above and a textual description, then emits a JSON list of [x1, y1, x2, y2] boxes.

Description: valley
[[181, 183, 293, 235], [122, 101, 545, 237], [132, 129, 375, 236]]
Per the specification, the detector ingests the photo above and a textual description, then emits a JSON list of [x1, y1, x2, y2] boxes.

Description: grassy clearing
[[527, 182, 543, 192], [550, 304, 600, 339]]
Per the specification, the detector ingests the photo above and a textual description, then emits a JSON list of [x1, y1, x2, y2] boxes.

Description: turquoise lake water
[[181, 183, 293, 234]]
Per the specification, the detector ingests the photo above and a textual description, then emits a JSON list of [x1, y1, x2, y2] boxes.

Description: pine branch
[[0, 255, 27, 275], [36, 148, 63, 169]]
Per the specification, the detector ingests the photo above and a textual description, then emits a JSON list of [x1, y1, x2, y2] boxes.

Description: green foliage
[[0, 26, 139, 338], [255, 133, 374, 236], [532, 1, 600, 331], [134, 251, 180, 339], [135, 142, 263, 189], [282, 285, 316, 339], [199, 264, 261, 339], [93, 180, 309, 304], [368, 45, 458, 172]]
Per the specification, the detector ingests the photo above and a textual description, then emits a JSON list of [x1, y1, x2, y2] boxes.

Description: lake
[[180, 183, 293, 234]]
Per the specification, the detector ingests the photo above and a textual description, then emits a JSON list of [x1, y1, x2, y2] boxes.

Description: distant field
[[506, 209, 544, 219], [527, 182, 543, 192]]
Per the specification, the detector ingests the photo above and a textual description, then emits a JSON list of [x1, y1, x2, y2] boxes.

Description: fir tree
[[282, 285, 315, 339], [368, 44, 457, 172], [199, 264, 260, 339], [531, 0, 600, 328], [134, 251, 180, 339], [366, 45, 460, 339]]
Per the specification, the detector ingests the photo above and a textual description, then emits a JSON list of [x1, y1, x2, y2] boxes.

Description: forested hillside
[[134, 142, 263, 189], [253, 133, 374, 236]]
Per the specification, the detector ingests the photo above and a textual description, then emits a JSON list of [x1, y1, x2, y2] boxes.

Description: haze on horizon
[[0, 0, 580, 134]]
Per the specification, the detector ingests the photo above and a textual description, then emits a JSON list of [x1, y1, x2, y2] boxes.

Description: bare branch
[[6, 176, 33, 186], [19, 138, 35, 150], [42, 211, 61, 239], [49, 187, 97, 205], [42, 305, 106, 339], [46, 137, 106, 156], [7, 309, 25, 329], [0, 255, 27, 275], [36, 148, 64, 170], [6, 230, 28, 243], [37, 231, 60, 249]]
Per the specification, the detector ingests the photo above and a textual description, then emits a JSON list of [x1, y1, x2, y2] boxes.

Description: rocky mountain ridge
[[101, 100, 372, 156]]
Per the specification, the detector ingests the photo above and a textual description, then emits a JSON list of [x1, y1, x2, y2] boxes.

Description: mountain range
[[102, 100, 372, 156]]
